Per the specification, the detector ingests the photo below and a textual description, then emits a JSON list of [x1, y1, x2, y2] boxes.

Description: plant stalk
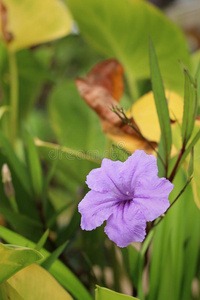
[[9, 51, 18, 145]]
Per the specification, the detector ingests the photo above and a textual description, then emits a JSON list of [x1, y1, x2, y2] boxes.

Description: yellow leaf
[[107, 132, 151, 154], [108, 90, 183, 153], [8, 264, 73, 300], [128, 90, 183, 142], [0, 0, 72, 52], [0, 282, 24, 300]]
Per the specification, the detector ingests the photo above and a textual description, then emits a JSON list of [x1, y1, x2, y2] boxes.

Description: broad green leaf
[[25, 131, 43, 197], [8, 264, 73, 300], [0, 226, 93, 300], [149, 40, 172, 166], [0, 243, 43, 284], [0, 282, 24, 300], [48, 81, 106, 153], [0, 45, 51, 126], [17, 49, 51, 121], [95, 286, 139, 300], [67, 0, 190, 95], [182, 70, 197, 146], [46, 81, 104, 190], [0, 0, 72, 52]]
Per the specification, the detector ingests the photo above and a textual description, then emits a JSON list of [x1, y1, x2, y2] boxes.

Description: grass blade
[[149, 39, 172, 172], [182, 70, 197, 146]]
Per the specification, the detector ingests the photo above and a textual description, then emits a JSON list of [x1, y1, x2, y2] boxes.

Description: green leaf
[[25, 131, 43, 197], [8, 264, 73, 300], [195, 62, 200, 114], [95, 286, 139, 300], [35, 229, 49, 251], [190, 122, 200, 209], [45, 80, 104, 190], [0, 106, 10, 120], [0, 243, 43, 284], [149, 39, 172, 169], [48, 81, 106, 153], [179, 130, 200, 170], [67, 0, 190, 96], [0, 226, 93, 300], [0, 131, 32, 195], [182, 70, 197, 146], [187, 148, 194, 178], [0, 282, 25, 300], [0, 206, 43, 238], [41, 241, 68, 270]]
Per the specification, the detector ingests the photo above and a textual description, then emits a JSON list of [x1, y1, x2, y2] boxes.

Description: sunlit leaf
[[0, 226, 93, 300], [0, 0, 72, 52], [129, 91, 183, 142], [0, 243, 43, 284], [110, 90, 183, 153], [8, 264, 73, 300], [0, 282, 24, 300]]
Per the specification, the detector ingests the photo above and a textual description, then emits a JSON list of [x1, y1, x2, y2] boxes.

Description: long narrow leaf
[[42, 241, 68, 270], [0, 131, 32, 195], [182, 70, 197, 145], [35, 229, 49, 251], [149, 39, 172, 167], [25, 132, 43, 197], [179, 130, 200, 169]]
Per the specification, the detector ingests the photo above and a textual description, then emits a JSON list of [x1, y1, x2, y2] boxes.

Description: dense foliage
[[0, 0, 199, 299]]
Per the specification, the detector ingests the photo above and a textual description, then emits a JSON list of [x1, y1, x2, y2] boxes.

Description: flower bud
[[1, 164, 15, 198]]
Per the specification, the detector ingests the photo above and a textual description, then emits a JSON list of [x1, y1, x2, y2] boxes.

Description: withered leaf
[[76, 59, 155, 153]]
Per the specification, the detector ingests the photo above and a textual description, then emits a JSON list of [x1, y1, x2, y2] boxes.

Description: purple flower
[[78, 150, 173, 248]]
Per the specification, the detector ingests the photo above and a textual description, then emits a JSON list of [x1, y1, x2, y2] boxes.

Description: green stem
[[34, 138, 102, 164], [9, 51, 18, 145]]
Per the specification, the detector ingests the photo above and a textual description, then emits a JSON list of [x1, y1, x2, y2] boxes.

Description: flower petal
[[86, 159, 127, 198], [104, 201, 146, 247], [78, 190, 117, 230], [134, 177, 173, 221], [119, 150, 158, 193]]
